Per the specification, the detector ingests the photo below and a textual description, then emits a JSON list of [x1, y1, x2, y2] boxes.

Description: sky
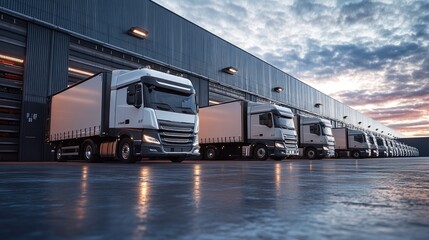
[[152, 0, 429, 137]]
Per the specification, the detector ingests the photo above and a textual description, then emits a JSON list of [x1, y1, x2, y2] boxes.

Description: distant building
[[0, 0, 407, 160]]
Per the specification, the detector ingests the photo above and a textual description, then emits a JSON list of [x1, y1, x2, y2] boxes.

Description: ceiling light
[[0, 54, 24, 64], [68, 67, 93, 76], [128, 27, 149, 39], [314, 103, 322, 108]]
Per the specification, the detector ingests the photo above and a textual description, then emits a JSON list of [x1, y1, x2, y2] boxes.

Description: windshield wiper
[[154, 103, 174, 111]]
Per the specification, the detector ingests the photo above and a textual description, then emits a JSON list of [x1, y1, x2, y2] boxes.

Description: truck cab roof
[[111, 68, 193, 90], [248, 102, 294, 118]]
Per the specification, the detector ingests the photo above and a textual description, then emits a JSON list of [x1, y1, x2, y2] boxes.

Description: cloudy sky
[[153, 0, 429, 137]]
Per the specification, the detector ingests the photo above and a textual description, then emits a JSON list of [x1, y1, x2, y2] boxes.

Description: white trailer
[[199, 100, 298, 160], [48, 68, 199, 163]]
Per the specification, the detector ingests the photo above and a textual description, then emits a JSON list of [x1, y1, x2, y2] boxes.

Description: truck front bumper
[[139, 143, 200, 159], [317, 147, 335, 158], [361, 149, 372, 158]]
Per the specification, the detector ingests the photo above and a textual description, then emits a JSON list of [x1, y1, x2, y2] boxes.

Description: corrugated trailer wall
[[20, 23, 68, 161], [0, 0, 402, 140]]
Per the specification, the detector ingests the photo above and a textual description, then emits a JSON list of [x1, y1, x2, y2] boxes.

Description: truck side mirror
[[134, 83, 142, 108], [267, 113, 273, 128], [127, 83, 142, 108], [127, 84, 136, 105]]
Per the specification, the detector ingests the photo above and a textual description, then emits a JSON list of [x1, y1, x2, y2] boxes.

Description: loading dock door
[[0, 14, 26, 161]]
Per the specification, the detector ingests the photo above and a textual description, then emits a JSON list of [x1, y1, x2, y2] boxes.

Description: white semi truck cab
[[199, 100, 298, 160], [332, 128, 371, 158], [376, 137, 390, 157], [48, 68, 199, 163], [367, 133, 379, 157], [294, 115, 335, 159]]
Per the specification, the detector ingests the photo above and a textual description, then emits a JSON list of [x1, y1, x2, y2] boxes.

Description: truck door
[[303, 124, 321, 143], [115, 83, 144, 128], [250, 112, 274, 139]]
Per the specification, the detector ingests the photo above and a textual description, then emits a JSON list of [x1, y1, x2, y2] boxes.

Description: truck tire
[[118, 138, 136, 163], [253, 144, 268, 160], [203, 146, 218, 160], [352, 150, 361, 159], [82, 140, 99, 163], [305, 148, 317, 160], [55, 145, 65, 162]]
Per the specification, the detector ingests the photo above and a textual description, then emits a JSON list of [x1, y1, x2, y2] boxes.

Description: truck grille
[[158, 120, 195, 147]]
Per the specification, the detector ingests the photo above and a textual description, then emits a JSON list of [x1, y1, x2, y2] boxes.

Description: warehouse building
[[0, 0, 409, 161]]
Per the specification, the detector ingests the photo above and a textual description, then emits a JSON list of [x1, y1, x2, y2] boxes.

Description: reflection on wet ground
[[1, 158, 429, 239]]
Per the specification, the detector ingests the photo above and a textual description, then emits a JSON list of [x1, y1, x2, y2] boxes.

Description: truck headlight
[[275, 142, 285, 149], [143, 134, 160, 144], [323, 146, 329, 151], [193, 136, 199, 147]]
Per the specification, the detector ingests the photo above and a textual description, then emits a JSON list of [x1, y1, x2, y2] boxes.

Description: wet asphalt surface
[[1, 158, 429, 240]]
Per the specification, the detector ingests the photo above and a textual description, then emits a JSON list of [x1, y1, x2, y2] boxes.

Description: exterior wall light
[[314, 103, 322, 108], [223, 66, 237, 75], [368, 125, 371, 128], [381, 131, 384, 133], [358, 121, 362, 124], [128, 27, 149, 39], [273, 87, 283, 93], [343, 116, 348, 119], [376, 128, 379, 131]]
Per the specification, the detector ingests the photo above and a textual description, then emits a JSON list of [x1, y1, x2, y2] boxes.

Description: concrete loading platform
[[1, 158, 428, 239]]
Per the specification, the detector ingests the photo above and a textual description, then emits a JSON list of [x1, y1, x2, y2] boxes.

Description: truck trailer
[[332, 128, 371, 158], [199, 100, 298, 160], [294, 115, 335, 159], [47, 68, 200, 163]]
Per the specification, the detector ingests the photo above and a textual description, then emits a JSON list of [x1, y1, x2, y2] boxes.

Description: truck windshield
[[143, 85, 196, 114], [322, 125, 333, 136], [273, 114, 295, 130]]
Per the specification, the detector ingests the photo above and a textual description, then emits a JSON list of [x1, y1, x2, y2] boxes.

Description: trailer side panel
[[49, 74, 103, 141]]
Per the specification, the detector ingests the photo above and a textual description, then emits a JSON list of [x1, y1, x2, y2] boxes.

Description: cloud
[[152, 0, 429, 136]]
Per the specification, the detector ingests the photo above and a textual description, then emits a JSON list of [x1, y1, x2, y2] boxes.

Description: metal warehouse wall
[[0, 0, 402, 139], [399, 137, 429, 157]]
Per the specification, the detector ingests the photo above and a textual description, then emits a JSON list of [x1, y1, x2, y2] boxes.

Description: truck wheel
[[118, 138, 136, 163], [352, 151, 361, 159], [253, 145, 268, 160], [203, 146, 218, 160], [82, 140, 99, 163], [55, 145, 65, 162], [335, 151, 340, 158], [305, 148, 317, 160]]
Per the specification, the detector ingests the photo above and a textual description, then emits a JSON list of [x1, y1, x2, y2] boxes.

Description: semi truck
[[47, 68, 200, 163], [367, 133, 379, 157], [376, 136, 390, 157], [294, 115, 335, 159], [199, 100, 299, 160], [332, 128, 371, 158]]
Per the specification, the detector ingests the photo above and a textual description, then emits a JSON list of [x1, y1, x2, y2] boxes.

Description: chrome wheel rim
[[121, 143, 130, 160]]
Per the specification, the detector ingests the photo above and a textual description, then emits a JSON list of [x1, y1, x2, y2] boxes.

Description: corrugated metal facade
[[20, 23, 69, 160], [0, 0, 405, 160]]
